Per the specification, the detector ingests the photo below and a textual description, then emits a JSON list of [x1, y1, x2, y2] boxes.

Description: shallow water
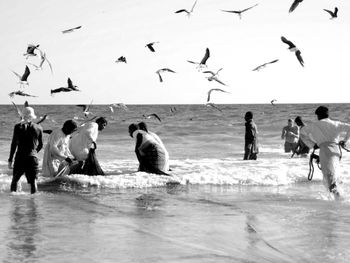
[[1, 104, 350, 262]]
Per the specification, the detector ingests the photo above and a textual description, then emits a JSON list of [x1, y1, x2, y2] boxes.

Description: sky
[[0, 0, 349, 105]]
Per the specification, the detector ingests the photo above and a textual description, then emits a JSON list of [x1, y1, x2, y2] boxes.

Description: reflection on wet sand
[[5, 196, 41, 262]]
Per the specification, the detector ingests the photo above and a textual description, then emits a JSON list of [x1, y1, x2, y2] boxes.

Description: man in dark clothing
[[244, 111, 259, 160], [8, 107, 43, 194]]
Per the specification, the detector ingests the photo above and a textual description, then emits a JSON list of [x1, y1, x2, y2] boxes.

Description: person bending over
[[42, 120, 77, 177], [129, 122, 170, 175]]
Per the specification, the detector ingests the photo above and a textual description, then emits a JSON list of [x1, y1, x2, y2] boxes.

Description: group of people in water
[[8, 108, 109, 194], [7, 106, 170, 194], [7, 105, 350, 199], [241, 107, 350, 199]]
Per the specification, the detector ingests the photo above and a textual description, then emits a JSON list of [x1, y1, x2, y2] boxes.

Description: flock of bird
[[8, 0, 340, 120]]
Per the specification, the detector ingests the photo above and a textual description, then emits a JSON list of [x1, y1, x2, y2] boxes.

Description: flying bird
[[281, 36, 304, 67], [109, 103, 128, 112], [144, 113, 162, 122], [62, 26, 82, 34], [51, 78, 80, 95], [36, 114, 48, 125], [50, 87, 75, 95], [76, 100, 93, 117], [252, 59, 279, 71], [29, 50, 53, 74], [115, 56, 127, 63], [289, 0, 303, 13], [66, 78, 79, 90], [221, 3, 259, 19], [323, 7, 338, 19], [145, 42, 159, 52], [270, 99, 277, 105], [207, 88, 230, 102], [203, 68, 222, 77], [175, 0, 198, 17], [188, 48, 210, 69], [156, 68, 176, 82], [12, 66, 31, 87], [9, 90, 37, 98], [11, 101, 23, 120], [203, 68, 227, 86], [23, 44, 40, 58]]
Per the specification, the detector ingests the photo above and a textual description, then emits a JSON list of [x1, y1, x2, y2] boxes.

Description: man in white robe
[[302, 106, 350, 197], [69, 117, 107, 161], [42, 120, 77, 177]]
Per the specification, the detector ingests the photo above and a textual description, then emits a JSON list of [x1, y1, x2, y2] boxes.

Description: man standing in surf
[[302, 106, 350, 198], [243, 111, 259, 160], [8, 107, 43, 194]]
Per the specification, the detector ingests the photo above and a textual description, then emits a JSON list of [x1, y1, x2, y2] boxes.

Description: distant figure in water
[[128, 122, 170, 175], [244, 111, 259, 160], [42, 120, 77, 177], [302, 106, 350, 198], [69, 117, 107, 175], [8, 107, 43, 194], [292, 116, 310, 157], [281, 119, 299, 153]]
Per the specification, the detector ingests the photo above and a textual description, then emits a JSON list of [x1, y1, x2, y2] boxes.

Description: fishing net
[[82, 149, 104, 176]]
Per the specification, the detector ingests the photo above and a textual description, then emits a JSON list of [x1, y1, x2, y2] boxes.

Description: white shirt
[[303, 118, 350, 145], [69, 122, 99, 161]]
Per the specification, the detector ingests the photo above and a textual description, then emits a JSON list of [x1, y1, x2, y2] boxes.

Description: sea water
[[1, 103, 350, 262]]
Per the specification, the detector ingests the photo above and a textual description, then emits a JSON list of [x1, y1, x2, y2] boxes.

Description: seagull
[[115, 56, 127, 63], [156, 68, 176, 82], [203, 68, 227, 85], [29, 49, 53, 74], [221, 3, 259, 19], [11, 101, 23, 120], [109, 103, 128, 112], [203, 68, 222, 78], [207, 88, 230, 102], [66, 78, 79, 90], [50, 87, 76, 95], [51, 78, 80, 95], [206, 102, 222, 112], [145, 42, 159, 52], [9, 90, 37, 98], [289, 0, 303, 13], [62, 26, 82, 34], [23, 44, 40, 58], [144, 113, 162, 122], [187, 47, 210, 69], [11, 66, 30, 87], [281, 36, 304, 67], [175, 0, 198, 17], [36, 114, 48, 125], [323, 7, 338, 19], [270, 99, 277, 105], [76, 100, 93, 117], [252, 59, 279, 71]]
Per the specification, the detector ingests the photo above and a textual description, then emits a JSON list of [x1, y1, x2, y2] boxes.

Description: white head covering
[[22, 107, 37, 121]]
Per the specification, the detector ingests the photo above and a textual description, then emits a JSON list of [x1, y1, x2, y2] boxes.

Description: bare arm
[[281, 127, 286, 139]]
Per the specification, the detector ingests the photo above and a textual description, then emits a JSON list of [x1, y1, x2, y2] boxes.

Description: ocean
[[1, 103, 350, 262]]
